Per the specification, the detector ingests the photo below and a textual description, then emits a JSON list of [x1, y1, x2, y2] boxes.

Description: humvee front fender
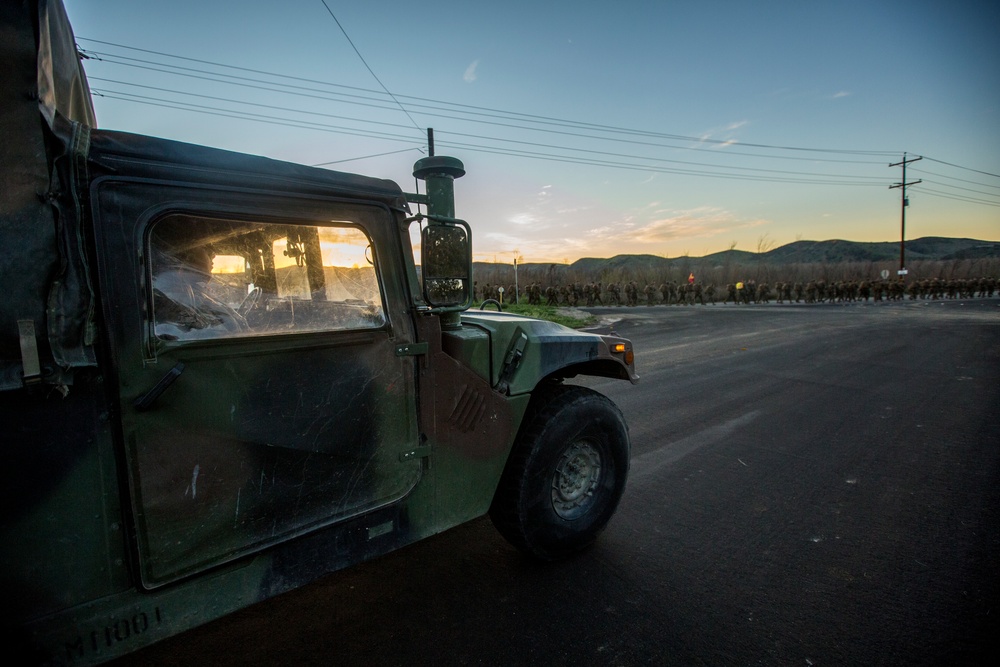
[[454, 311, 639, 395]]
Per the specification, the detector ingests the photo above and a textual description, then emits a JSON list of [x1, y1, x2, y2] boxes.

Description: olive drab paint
[[1, 2, 637, 664]]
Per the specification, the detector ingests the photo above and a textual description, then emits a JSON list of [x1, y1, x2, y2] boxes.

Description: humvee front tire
[[489, 384, 630, 560]]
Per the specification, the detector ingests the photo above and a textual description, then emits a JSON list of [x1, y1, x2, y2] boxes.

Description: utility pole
[[513, 253, 519, 304], [512, 250, 523, 304], [889, 153, 922, 274]]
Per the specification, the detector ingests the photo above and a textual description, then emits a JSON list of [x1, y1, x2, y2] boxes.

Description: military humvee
[[1, 2, 638, 664]]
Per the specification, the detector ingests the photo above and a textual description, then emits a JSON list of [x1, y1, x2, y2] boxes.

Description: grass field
[[501, 303, 596, 329]]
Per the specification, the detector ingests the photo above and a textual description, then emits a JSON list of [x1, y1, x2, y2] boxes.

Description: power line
[[94, 84, 999, 200], [77, 39, 897, 161], [317, 0, 423, 135], [90, 85, 997, 203], [92, 90, 423, 143], [77, 39, 998, 205], [84, 50, 893, 167], [88, 78, 893, 185], [922, 156, 1000, 179], [312, 147, 423, 167], [433, 129, 891, 183], [917, 179, 1000, 201], [910, 166, 1000, 191], [91, 87, 891, 187], [431, 138, 889, 186], [911, 185, 1000, 208], [90, 77, 418, 131]]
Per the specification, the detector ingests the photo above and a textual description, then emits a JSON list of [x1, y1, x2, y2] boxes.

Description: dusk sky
[[63, 0, 999, 264]]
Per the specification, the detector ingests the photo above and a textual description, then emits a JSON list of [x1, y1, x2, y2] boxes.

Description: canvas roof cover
[[1, 0, 97, 388]]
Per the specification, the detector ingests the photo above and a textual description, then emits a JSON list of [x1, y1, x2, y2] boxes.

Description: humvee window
[[149, 216, 385, 341]]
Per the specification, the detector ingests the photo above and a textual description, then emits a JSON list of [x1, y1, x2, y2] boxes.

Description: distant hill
[[478, 237, 1000, 274], [471, 237, 1000, 288], [572, 254, 670, 273], [672, 237, 999, 266]]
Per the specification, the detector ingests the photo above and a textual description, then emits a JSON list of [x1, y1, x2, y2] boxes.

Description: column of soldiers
[[473, 276, 997, 307]]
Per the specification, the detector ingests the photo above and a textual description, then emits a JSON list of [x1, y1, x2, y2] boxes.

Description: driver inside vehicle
[[152, 244, 247, 340]]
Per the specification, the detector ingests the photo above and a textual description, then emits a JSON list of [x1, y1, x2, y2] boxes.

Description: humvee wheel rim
[[551, 439, 602, 520]]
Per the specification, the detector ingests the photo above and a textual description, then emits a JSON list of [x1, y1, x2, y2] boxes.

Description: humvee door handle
[[133, 362, 186, 411]]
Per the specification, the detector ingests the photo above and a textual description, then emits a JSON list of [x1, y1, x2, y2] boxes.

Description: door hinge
[[399, 445, 431, 462], [395, 342, 429, 357]]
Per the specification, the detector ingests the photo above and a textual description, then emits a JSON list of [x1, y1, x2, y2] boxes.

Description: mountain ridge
[[481, 237, 1000, 273]]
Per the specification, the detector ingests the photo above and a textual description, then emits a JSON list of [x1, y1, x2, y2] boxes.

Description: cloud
[[483, 232, 524, 247], [526, 236, 594, 261], [463, 60, 480, 83], [555, 205, 592, 215], [588, 207, 764, 245], [475, 231, 593, 263], [832, 90, 851, 98], [500, 185, 586, 228], [699, 120, 749, 147]]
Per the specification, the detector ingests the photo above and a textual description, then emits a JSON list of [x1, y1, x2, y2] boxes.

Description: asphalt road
[[111, 298, 1000, 667]]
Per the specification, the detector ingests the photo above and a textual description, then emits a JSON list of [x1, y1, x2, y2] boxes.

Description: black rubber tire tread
[[489, 383, 630, 560]]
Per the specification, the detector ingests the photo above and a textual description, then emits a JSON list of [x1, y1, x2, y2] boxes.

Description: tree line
[[473, 256, 1000, 303]]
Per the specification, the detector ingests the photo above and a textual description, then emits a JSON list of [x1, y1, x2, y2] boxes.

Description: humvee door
[[92, 178, 421, 587]]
